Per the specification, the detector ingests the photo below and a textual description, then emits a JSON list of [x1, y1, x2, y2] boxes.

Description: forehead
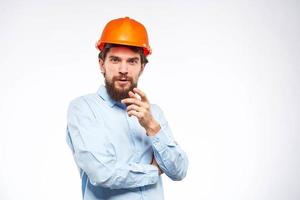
[[106, 46, 140, 59]]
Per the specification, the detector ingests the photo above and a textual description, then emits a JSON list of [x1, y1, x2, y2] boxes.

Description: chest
[[95, 104, 153, 163]]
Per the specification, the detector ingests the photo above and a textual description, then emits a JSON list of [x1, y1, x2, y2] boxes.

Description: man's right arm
[[66, 97, 159, 189]]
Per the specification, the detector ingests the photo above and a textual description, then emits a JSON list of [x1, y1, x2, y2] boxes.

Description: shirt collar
[[97, 85, 127, 109]]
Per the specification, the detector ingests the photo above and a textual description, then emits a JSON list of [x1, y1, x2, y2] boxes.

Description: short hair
[[98, 43, 148, 65]]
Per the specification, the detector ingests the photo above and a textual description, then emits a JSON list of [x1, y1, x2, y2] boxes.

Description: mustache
[[112, 76, 133, 82]]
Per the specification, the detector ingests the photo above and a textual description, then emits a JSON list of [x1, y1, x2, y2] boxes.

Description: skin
[[99, 46, 163, 174], [99, 47, 142, 93]]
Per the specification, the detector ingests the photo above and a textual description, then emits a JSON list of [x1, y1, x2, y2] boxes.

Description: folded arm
[[149, 105, 189, 181], [66, 97, 159, 189]]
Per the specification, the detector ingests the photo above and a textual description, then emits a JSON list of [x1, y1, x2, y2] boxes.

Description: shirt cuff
[[150, 128, 176, 152]]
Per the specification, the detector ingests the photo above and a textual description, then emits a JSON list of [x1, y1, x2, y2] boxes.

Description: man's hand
[[121, 88, 161, 136], [151, 156, 163, 175]]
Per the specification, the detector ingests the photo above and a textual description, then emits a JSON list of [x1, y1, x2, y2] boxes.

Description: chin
[[115, 83, 130, 90]]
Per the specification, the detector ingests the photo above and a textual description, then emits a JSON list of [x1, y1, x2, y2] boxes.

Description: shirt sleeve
[[149, 105, 189, 181], [66, 97, 159, 189]]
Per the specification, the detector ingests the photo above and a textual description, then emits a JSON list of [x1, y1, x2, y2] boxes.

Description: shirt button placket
[[125, 111, 138, 161]]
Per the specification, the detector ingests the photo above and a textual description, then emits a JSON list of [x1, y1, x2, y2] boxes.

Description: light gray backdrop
[[0, 0, 299, 199]]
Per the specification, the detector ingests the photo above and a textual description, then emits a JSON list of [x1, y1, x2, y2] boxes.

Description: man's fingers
[[127, 110, 141, 118], [133, 88, 148, 102], [126, 104, 142, 113], [121, 98, 143, 106], [128, 91, 140, 100]]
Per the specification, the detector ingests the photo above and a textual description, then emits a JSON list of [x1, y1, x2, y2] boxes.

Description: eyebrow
[[108, 55, 121, 60], [108, 55, 140, 61], [127, 57, 140, 62]]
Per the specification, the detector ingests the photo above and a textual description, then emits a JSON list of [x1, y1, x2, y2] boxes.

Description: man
[[66, 17, 188, 200]]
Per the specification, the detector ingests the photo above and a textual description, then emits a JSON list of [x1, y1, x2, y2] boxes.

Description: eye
[[110, 57, 120, 63], [128, 59, 139, 65]]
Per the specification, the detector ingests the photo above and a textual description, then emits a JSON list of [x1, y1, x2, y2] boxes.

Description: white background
[[1, 0, 299, 199]]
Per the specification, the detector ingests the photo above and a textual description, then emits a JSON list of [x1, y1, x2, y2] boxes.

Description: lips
[[113, 76, 132, 87], [116, 78, 130, 87], [117, 79, 129, 83], [117, 76, 131, 82]]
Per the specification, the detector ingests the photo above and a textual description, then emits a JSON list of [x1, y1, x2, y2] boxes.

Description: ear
[[99, 59, 105, 74], [139, 64, 145, 76]]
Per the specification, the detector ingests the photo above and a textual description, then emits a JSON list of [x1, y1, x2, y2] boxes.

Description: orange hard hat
[[96, 17, 152, 56]]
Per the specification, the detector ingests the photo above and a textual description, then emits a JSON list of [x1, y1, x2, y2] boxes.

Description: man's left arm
[[122, 88, 189, 181], [149, 105, 188, 181]]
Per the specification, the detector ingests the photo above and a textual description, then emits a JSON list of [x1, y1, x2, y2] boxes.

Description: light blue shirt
[[66, 85, 188, 200]]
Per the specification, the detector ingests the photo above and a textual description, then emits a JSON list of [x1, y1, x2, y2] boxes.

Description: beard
[[105, 75, 137, 102]]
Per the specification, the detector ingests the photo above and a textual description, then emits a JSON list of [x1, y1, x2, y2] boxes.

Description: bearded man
[[66, 17, 188, 200]]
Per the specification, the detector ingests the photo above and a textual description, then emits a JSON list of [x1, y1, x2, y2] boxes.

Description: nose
[[119, 61, 128, 75]]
